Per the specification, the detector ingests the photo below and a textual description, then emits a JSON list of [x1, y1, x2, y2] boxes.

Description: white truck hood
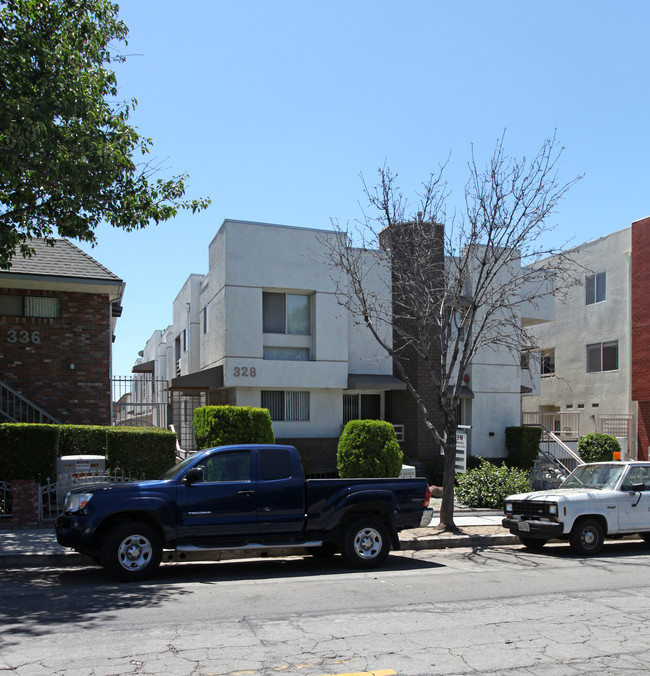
[[506, 488, 617, 502]]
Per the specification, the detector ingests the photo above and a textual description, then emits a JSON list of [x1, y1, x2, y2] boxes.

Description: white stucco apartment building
[[521, 226, 636, 456], [134, 219, 551, 472]]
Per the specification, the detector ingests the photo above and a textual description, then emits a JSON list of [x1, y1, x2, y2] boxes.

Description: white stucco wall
[[522, 227, 632, 437]]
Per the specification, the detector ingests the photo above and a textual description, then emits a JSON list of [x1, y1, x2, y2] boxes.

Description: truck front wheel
[[569, 518, 605, 556], [519, 536, 547, 551], [340, 517, 390, 569], [100, 522, 162, 582]]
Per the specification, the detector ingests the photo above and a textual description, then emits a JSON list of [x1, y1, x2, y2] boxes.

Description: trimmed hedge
[[193, 405, 275, 449], [505, 426, 542, 469], [0, 424, 59, 483], [58, 425, 110, 456], [577, 433, 621, 463], [337, 420, 403, 478], [0, 423, 177, 481], [105, 427, 176, 478]]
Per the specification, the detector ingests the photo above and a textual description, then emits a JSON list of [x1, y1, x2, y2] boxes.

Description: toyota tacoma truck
[[502, 461, 650, 555], [56, 444, 431, 580]]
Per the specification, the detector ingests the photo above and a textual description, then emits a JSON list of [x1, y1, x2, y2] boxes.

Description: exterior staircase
[[527, 423, 584, 490], [0, 380, 61, 424]]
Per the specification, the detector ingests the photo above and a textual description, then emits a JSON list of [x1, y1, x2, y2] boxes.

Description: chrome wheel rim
[[353, 527, 382, 560], [117, 534, 153, 571]]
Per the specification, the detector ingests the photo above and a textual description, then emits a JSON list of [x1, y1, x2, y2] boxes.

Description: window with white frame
[[261, 391, 310, 421], [263, 292, 311, 335], [587, 341, 618, 373], [586, 272, 606, 305], [541, 349, 555, 377]]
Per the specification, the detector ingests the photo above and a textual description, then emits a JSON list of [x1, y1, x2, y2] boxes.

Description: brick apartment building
[[0, 238, 125, 425]]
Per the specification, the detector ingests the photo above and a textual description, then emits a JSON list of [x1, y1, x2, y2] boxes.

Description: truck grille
[[509, 501, 555, 518]]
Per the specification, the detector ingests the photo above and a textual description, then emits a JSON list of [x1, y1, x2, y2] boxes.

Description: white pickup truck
[[502, 461, 650, 555]]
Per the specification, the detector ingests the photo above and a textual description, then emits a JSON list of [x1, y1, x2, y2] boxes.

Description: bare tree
[[322, 133, 581, 530]]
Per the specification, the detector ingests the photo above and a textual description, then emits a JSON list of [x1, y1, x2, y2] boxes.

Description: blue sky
[[77, 1, 650, 376]]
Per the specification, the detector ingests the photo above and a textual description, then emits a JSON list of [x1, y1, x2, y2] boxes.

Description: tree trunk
[[438, 432, 458, 531]]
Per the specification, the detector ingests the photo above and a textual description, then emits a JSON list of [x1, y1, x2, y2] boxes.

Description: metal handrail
[[526, 423, 584, 475], [0, 380, 60, 424]]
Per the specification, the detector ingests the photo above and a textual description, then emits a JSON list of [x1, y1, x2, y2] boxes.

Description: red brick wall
[[631, 216, 650, 460], [0, 288, 112, 424]]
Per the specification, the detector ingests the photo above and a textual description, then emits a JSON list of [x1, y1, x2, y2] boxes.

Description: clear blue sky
[[77, 1, 650, 377]]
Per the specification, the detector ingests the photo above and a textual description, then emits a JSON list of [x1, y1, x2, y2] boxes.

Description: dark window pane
[[260, 449, 292, 481], [602, 341, 618, 371], [262, 391, 284, 421], [360, 394, 381, 419], [596, 272, 607, 303], [587, 344, 602, 372], [263, 292, 285, 333]]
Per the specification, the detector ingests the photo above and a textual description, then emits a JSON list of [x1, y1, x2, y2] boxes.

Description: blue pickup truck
[[55, 444, 431, 581]]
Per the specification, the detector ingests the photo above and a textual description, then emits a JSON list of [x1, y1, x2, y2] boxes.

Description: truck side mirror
[[183, 467, 204, 485]]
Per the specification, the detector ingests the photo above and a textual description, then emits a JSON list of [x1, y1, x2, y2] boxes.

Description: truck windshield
[[562, 464, 625, 490], [159, 454, 197, 480]]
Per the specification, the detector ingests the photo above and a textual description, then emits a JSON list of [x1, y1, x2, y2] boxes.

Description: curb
[[0, 532, 519, 570]]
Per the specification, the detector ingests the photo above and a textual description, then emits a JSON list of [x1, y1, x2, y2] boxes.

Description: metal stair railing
[[0, 380, 61, 424], [526, 423, 584, 476]]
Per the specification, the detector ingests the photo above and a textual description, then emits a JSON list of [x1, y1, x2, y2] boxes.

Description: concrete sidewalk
[[0, 511, 517, 570]]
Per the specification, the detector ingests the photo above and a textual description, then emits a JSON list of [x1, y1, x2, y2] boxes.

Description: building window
[[261, 391, 310, 421], [587, 341, 618, 373], [541, 349, 555, 377], [202, 306, 209, 334], [586, 272, 606, 305], [520, 352, 530, 370], [0, 294, 61, 318], [263, 292, 310, 335], [263, 346, 309, 361], [181, 328, 188, 352], [343, 394, 381, 424]]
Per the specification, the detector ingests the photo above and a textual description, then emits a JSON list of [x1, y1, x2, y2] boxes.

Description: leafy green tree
[[0, 0, 210, 268]]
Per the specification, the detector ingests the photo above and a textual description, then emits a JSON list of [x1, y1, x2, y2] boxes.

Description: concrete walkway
[[0, 511, 517, 570]]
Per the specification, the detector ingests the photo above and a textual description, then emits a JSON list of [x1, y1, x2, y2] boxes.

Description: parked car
[[56, 444, 431, 580], [502, 461, 650, 555]]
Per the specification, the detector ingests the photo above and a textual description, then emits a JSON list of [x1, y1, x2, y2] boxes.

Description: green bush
[[337, 420, 403, 478], [577, 433, 621, 463], [0, 423, 59, 483], [193, 405, 275, 449], [105, 427, 177, 478], [505, 426, 542, 469], [57, 425, 109, 456], [0, 423, 178, 482], [455, 459, 530, 509]]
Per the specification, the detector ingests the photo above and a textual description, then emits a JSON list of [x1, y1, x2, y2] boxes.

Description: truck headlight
[[504, 502, 513, 514], [548, 503, 558, 516], [65, 492, 93, 513]]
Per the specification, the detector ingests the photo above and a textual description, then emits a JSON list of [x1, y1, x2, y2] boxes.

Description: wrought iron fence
[[112, 375, 169, 428], [0, 480, 11, 518]]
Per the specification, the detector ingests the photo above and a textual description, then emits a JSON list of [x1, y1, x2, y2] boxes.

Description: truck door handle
[[238, 490, 255, 496]]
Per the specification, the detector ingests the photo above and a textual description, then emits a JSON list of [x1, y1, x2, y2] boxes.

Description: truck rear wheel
[[101, 522, 162, 582], [340, 517, 390, 569], [569, 518, 604, 556]]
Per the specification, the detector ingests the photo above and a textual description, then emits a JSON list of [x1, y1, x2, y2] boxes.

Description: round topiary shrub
[[455, 459, 530, 509], [337, 420, 403, 478], [577, 433, 621, 463]]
